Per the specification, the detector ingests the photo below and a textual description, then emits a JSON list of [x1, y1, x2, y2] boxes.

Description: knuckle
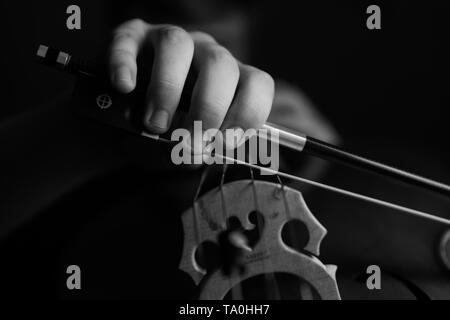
[[190, 31, 216, 43], [153, 77, 183, 92], [128, 18, 147, 28], [113, 19, 147, 38], [112, 30, 132, 43], [158, 25, 192, 46], [204, 46, 239, 75], [111, 29, 140, 47], [248, 67, 275, 90], [111, 48, 134, 60], [123, 18, 147, 31], [206, 46, 234, 65]]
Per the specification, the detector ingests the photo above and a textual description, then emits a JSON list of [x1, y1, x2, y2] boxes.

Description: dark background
[[0, 0, 449, 299]]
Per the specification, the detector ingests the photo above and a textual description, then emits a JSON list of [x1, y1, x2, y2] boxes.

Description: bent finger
[[109, 19, 149, 93], [143, 25, 194, 133]]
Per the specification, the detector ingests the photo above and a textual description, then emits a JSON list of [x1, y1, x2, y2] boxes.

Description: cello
[[34, 45, 450, 300]]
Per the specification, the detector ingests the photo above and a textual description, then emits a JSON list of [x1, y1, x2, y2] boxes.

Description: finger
[[143, 25, 194, 133], [221, 64, 274, 148], [187, 36, 240, 132], [109, 19, 149, 93]]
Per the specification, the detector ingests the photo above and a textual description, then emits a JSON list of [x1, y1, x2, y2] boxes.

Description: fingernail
[[113, 67, 132, 87], [149, 109, 169, 130]]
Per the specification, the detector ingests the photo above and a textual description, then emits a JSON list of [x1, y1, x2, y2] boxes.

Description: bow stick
[[35, 45, 450, 226]]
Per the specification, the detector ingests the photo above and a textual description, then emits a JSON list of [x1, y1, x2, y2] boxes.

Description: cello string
[[276, 175, 296, 250], [194, 165, 210, 202], [276, 175, 296, 251], [153, 136, 449, 225], [276, 175, 315, 300], [220, 164, 229, 224], [249, 167, 282, 300], [276, 175, 291, 219], [215, 154, 450, 227], [249, 167, 260, 212]]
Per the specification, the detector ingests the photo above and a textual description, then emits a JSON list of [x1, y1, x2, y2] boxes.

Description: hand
[[108, 19, 274, 138]]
